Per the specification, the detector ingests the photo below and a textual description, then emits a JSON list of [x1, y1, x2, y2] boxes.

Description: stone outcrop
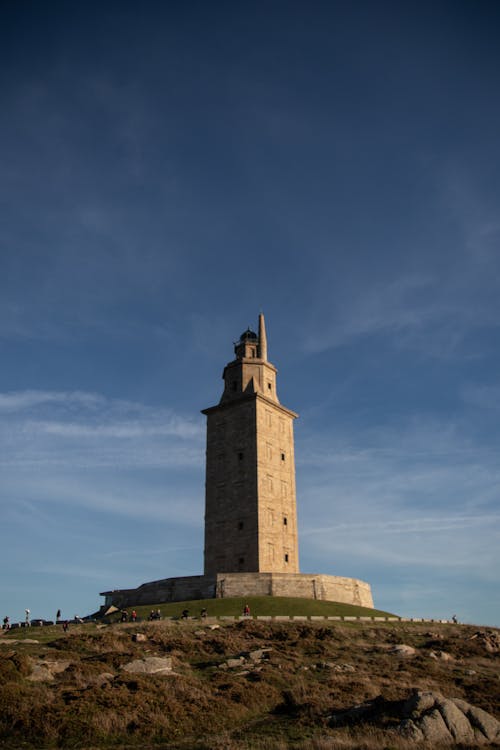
[[468, 629, 500, 653], [121, 657, 175, 676], [389, 644, 416, 656], [329, 689, 500, 745], [218, 647, 272, 671], [28, 659, 71, 682]]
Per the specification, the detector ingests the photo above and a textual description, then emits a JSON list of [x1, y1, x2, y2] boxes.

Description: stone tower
[[202, 314, 300, 576], [101, 313, 374, 610]]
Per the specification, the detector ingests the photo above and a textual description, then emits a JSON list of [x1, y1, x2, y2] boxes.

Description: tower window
[[284, 554, 289, 563], [238, 521, 244, 530], [239, 557, 245, 564], [238, 452, 244, 461], [283, 517, 287, 526], [281, 453, 285, 461], [267, 382, 272, 390]]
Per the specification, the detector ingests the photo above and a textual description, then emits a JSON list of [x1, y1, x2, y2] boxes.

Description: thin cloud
[[29, 418, 200, 440], [302, 514, 500, 536], [461, 384, 500, 410], [0, 389, 104, 411], [0, 389, 204, 470]]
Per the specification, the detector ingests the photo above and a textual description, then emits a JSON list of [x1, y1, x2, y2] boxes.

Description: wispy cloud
[[296, 409, 500, 585], [0, 390, 104, 411], [460, 384, 500, 410], [0, 389, 204, 470]]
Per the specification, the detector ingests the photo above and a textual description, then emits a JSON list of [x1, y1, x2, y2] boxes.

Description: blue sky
[[1, 1, 499, 626]]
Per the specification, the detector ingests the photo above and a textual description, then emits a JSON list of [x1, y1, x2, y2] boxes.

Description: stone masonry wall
[[216, 572, 373, 608], [101, 572, 373, 610]]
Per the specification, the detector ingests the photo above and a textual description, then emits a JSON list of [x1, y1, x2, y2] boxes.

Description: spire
[[258, 312, 268, 361]]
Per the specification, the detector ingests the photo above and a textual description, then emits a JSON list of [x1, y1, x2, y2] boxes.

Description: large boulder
[[329, 689, 500, 745]]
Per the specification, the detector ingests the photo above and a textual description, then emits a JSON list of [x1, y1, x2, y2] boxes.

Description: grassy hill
[[101, 596, 396, 621], [1, 614, 498, 749]]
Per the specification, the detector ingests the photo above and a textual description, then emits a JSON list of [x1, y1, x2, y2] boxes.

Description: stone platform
[[100, 571, 373, 610]]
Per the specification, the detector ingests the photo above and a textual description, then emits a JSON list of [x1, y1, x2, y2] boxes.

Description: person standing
[[56, 609, 61, 622], [25, 609, 30, 626]]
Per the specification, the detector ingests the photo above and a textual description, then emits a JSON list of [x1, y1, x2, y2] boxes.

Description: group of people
[[1, 609, 84, 632], [2, 610, 30, 629], [181, 608, 208, 620], [119, 610, 138, 622]]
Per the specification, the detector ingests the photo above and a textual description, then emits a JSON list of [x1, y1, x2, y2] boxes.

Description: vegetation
[[101, 596, 395, 622], [0, 601, 498, 749]]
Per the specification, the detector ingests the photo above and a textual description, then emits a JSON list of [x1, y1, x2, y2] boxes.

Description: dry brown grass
[[0, 620, 498, 749]]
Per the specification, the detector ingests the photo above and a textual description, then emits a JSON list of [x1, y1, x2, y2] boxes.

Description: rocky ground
[[0, 619, 499, 748]]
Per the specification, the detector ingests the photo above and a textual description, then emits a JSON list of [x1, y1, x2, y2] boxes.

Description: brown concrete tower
[[202, 314, 299, 576]]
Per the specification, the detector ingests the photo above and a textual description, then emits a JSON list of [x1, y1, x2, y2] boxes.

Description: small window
[[232, 381, 238, 391], [284, 554, 289, 563], [238, 521, 244, 530], [281, 453, 285, 461], [267, 382, 272, 390], [238, 452, 244, 461], [283, 517, 288, 526], [239, 557, 245, 564]]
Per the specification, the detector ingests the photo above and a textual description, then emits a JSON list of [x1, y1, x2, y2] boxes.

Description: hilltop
[[99, 596, 395, 621], [0, 605, 499, 749]]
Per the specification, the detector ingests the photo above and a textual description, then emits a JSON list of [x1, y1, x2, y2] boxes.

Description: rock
[[122, 657, 174, 675], [429, 649, 454, 661], [398, 718, 424, 741], [437, 698, 475, 743], [226, 657, 245, 668], [330, 689, 500, 746], [468, 630, 500, 653], [389, 644, 416, 656], [248, 649, 264, 662], [419, 707, 452, 742], [28, 660, 71, 682], [438, 650, 454, 661], [337, 663, 355, 673], [454, 700, 500, 742], [94, 672, 115, 686], [131, 633, 147, 642], [402, 690, 439, 716], [404, 693, 500, 744]]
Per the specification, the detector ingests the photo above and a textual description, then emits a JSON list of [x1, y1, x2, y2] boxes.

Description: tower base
[[100, 572, 373, 610]]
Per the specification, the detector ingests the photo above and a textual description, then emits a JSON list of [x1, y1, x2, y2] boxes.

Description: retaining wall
[[100, 571, 374, 609]]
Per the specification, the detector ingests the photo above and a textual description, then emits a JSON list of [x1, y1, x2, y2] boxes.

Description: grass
[[101, 596, 396, 622], [0, 618, 498, 749]]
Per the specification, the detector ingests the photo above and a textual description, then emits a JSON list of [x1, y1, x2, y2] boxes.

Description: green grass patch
[[104, 596, 396, 621]]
